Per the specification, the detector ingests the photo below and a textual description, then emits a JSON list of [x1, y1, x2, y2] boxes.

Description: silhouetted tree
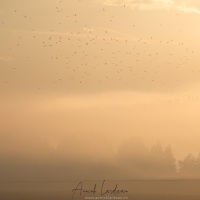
[[178, 154, 197, 177], [151, 142, 163, 157], [163, 145, 176, 173]]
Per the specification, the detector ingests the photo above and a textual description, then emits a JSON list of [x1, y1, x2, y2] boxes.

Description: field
[[1, 180, 200, 200]]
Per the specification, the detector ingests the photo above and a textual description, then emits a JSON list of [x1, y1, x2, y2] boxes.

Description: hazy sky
[[1, 0, 200, 162]]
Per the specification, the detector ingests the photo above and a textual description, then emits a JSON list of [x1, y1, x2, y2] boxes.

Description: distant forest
[[116, 140, 200, 179], [0, 134, 200, 181]]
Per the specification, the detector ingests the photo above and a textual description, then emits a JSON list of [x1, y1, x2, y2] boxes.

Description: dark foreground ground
[[1, 180, 200, 200]]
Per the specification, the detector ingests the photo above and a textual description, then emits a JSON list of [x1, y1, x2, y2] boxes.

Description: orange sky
[[1, 0, 200, 160]]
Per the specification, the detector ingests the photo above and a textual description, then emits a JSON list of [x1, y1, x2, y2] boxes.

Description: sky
[[1, 0, 200, 177]]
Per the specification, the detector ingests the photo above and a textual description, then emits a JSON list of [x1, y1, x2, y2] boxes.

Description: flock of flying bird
[[1, 0, 198, 93]]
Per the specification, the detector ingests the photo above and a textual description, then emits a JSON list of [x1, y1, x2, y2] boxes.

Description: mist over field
[[1, 94, 200, 182]]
